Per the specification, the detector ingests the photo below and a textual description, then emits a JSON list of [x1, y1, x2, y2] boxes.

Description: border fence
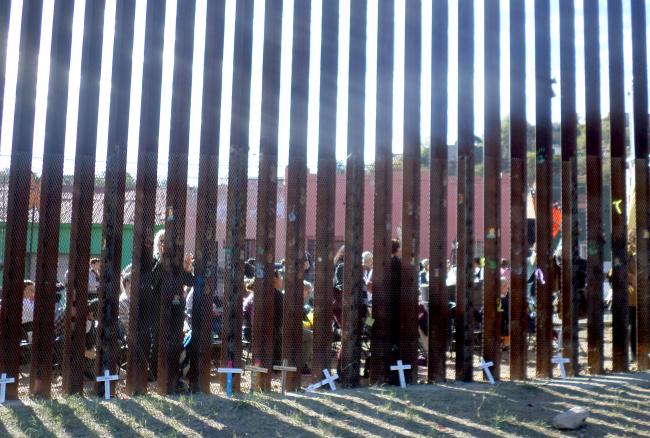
[[0, 0, 648, 401]]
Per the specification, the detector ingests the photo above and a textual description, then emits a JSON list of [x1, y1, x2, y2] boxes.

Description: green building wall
[[0, 223, 165, 280]]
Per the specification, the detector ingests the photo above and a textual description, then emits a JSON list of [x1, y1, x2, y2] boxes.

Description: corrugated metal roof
[[0, 186, 199, 226]]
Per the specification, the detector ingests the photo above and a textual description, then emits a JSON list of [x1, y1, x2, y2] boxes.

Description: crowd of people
[[8, 227, 641, 391]]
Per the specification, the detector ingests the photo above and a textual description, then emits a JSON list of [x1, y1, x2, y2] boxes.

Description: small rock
[[552, 406, 589, 430]]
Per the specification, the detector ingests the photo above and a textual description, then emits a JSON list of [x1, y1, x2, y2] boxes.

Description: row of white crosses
[[0, 350, 583, 403], [230, 351, 575, 395], [478, 354, 571, 383], [3, 348, 583, 403], [0, 360, 394, 403]]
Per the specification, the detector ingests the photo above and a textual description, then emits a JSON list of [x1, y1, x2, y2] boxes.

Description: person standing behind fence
[[628, 248, 637, 362], [88, 258, 101, 299], [419, 258, 429, 286], [362, 251, 373, 306], [143, 229, 194, 382], [272, 270, 284, 365], [333, 245, 345, 331], [118, 265, 132, 340], [22, 280, 35, 324], [387, 239, 402, 383], [304, 252, 315, 284]]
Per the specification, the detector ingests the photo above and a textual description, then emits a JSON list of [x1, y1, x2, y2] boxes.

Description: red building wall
[[191, 170, 513, 264]]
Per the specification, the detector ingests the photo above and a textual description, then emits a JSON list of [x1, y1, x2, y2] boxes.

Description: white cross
[[390, 360, 412, 388], [479, 358, 495, 385], [245, 361, 268, 394], [551, 353, 570, 379], [96, 369, 119, 400], [218, 361, 243, 396], [305, 369, 339, 392], [273, 359, 297, 395], [0, 373, 15, 404], [321, 369, 338, 390]]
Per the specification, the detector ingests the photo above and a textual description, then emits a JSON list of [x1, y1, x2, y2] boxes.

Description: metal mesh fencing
[[0, 0, 647, 402]]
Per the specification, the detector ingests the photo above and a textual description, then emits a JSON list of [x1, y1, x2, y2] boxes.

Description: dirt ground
[[1, 371, 650, 437], [2, 319, 648, 436]]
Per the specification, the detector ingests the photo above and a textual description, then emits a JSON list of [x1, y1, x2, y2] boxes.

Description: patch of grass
[[490, 407, 517, 429], [231, 398, 250, 411], [475, 393, 487, 419], [383, 388, 398, 399], [21, 413, 42, 437], [36, 400, 65, 431], [148, 395, 168, 414], [532, 418, 552, 431], [403, 405, 417, 423], [316, 421, 332, 436], [287, 409, 302, 424]]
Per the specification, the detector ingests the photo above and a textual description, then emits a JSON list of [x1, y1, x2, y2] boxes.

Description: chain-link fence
[[0, 0, 647, 402]]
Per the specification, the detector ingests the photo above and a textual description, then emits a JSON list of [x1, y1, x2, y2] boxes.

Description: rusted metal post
[[607, 0, 628, 373], [428, 0, 448, 384], [483, 0, 501, 381], [29, 0, 75, 399], [369, 0, 394, 385], [400, 0, 421, 385], [312, 0, 339, 384], [94, 0, 136, 398], [509, 0, 527, 381], [0, 0, 11, 136], [190, 0, 226, 394], [157, 0, 196, 395], [62, 0, 106, 394], [96, 145, 127, 396], [340, 0, 366, 388], [282, 0, 311, 392], [0, 0, 43, 400], [252, 0, 283, 391], [584, 0, 604, 375], [534, 0, 553, 379], [455, 0, 474, 382], [559, 0, 579, 377], [220, 0, 255, 393], [126, 0, 166, 396], [632, 0, 650, 371]]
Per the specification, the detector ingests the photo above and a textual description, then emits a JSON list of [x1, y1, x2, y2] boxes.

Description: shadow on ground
[[1, 371, 649, 437]]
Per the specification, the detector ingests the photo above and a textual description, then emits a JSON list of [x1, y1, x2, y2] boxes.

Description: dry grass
[[3, 320, 646, 436], [1, 371, 650, 437]]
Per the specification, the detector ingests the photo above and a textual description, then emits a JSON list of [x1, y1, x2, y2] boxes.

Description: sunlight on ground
[[1, 371, 650, 437]]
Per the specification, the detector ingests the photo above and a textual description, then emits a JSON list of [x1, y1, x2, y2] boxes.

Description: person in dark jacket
[[143, 229, 194, 382], [387, 239, 402, 383]]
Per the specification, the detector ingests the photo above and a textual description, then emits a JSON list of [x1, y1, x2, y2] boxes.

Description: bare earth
[[2, 320, 648, 436], [1, 371, 650, 437]]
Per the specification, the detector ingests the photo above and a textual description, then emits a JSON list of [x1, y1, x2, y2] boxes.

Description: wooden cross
[[245, 360, 268, 393], [390, 360, 412, 388], [218, 360, 243, 396], [0, 373, 15, 404], [479, 358, 495, 385], [96, 369, 119, 400], [273, 359, 297, 395], [305, 369, 339, 392], [551, 353, 570, 379]]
